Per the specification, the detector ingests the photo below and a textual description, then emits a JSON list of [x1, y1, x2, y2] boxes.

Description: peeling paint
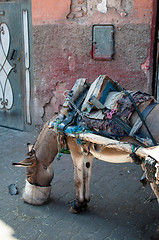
[[68, 56, 76, 71], [41, 81, 69, 122], [42, 94, 60, 122], [67, 0, 87, 19], [42, 96, 53, 122], [107, 0, 132, 15], [97, 0, 107, 14], [141, 48, 150, 75]]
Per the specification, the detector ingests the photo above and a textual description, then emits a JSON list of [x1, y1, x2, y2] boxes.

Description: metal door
[[92, 25, 114, 61], [0, 1, 33, 130]]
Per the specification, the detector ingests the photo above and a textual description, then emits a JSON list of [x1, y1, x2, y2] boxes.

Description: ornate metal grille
[[0, 23, 13, 109]]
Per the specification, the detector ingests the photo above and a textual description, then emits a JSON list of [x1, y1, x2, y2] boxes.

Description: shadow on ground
[[0, 127, 158, 240]]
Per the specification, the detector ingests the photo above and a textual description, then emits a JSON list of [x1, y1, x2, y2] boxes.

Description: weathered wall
[[31, 0, 156, 126]]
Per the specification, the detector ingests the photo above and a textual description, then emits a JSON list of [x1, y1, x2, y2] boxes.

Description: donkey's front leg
[[70, 152, 93, 213], [83, 152, 93, 203]]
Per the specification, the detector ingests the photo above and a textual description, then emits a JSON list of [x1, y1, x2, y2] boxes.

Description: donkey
[[13, 76, 159, 211], [14, 104, 159, 212]]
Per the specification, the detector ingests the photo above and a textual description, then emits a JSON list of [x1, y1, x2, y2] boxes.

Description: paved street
[[0, 126, 158, 240]]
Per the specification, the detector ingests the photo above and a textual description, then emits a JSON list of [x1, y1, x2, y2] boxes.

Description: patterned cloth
[[79, 91, 154, 137]]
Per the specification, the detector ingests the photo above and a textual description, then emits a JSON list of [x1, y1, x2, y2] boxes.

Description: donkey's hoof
[[22, 179, 51, 205], [69, 206, 80, 214], [69, 200, 88, 214]]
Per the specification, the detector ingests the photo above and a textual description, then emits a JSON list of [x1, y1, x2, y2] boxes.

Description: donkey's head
[[13, 143, 54, 186], [13, 124, 58, 187]]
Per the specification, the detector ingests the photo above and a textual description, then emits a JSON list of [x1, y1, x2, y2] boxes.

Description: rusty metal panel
[[92, 25, 114, 61]]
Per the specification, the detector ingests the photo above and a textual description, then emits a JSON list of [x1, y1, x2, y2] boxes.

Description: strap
[[129, 101, 158, 136], [142, 101, 158, 118], [113, 80, 157, 146], [56, 89, 88, 132]]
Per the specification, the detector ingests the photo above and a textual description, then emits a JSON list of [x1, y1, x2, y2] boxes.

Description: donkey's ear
[[26, 143, 34, 156], [27, 143, 33, 152], [12, 156, 36, 167]]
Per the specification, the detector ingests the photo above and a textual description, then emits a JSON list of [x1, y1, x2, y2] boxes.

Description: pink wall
[[31, 0, 157, 126], [32, 0, 70, 25]]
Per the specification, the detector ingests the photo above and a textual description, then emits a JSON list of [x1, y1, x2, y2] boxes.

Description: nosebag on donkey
[[13, 75, 159, 213]]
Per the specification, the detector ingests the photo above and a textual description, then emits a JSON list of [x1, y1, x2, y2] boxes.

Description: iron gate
[[0, 1, 33, 130]]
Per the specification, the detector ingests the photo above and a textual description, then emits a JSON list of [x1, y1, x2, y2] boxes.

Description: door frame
[[152, 0, 159, 101]]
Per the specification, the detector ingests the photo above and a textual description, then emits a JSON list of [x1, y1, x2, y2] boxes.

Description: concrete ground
[[0, 126, 158, 240]]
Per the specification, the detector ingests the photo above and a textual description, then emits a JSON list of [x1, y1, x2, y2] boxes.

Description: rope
[[54, 119, 63, 160], [130, 145, 145, 164]]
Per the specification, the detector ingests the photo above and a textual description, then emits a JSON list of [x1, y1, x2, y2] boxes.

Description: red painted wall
[[31, 0, 157, 126]]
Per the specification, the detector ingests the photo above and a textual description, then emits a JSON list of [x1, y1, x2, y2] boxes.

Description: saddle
[[49, 75, 158, 147]]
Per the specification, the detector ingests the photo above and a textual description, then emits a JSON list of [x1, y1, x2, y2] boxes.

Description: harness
[[61, 90, 158, 147], [48, 76, 159, 188], [50, 76, 158, 160], [56, 88, 89, 132]]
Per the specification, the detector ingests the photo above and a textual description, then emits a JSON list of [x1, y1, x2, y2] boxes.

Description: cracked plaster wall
[[31, 0, 156, 127], [66, 0, 132, 19]]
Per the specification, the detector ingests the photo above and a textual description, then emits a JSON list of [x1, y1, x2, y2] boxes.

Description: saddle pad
[[81, 91, 154, 136], [85, 91, 125, 120]]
